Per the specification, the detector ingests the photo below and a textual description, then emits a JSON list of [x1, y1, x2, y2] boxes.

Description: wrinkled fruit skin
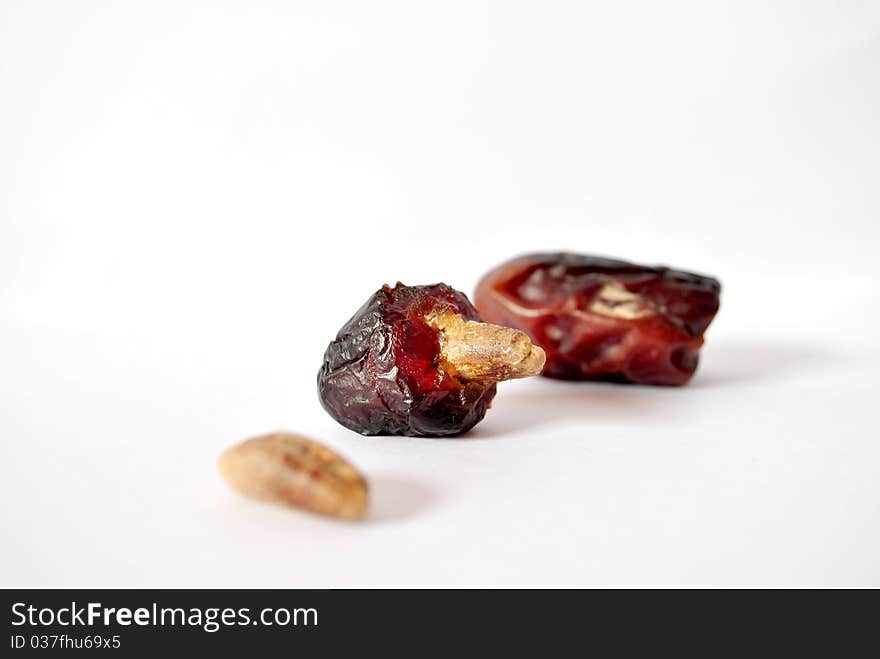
[[474, 253, 721, 385], [318, 283, 497, 436]]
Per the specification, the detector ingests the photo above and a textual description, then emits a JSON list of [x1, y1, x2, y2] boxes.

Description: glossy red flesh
[[318, 283, 496, 436], [474, 253, 721, 385]]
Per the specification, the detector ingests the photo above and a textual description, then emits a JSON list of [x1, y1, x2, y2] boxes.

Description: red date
[[474, 253, 721, 385], [318, 283, 545, 436]]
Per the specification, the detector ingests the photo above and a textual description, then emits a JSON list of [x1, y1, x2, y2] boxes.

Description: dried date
[[473, 253, 721, 385], [318, 283, 545, 436]]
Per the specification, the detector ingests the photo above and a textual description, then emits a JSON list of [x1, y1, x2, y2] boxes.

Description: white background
[[2, 1, 878, 587]]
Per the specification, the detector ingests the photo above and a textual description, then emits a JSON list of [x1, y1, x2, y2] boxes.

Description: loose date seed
[[218, 432, 368, 520]]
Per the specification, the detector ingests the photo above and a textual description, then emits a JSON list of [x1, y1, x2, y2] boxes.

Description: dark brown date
[[474, 253, 721, 385], [318, 283, 545, 436]]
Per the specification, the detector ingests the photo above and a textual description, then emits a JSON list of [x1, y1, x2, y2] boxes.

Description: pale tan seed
[[429, 312, 546, 383], [588, 280, 656, 319], [218, 432, 368, 520]]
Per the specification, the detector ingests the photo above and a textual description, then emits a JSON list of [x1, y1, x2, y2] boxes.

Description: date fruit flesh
[[474, 253, 721, 385], [318, 283, 545, 436]]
